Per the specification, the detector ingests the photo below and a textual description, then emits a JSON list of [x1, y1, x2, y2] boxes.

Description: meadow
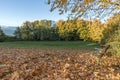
[[0, 41, 100, 49]]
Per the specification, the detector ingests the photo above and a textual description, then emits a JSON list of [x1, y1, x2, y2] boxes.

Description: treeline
[[12, 19, 103, 43], [0, 14, 120, 44], [14, 20, 59, 41]]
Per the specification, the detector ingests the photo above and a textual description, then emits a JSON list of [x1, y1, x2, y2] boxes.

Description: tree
[[77, 19, 90, 41], [21, 21, 34, 40], [17, 20, 58, 41], [48, 0, 120, 19], [102, 14, 120, 56], [39, 20, 53, 40], [64, 20, 79, 40], [49, 26, 59, 40], [57, 20, 80, 41], [89, 19, 103, 43], [32, 20, 41, 40], [14, 27, 22, 39], [0, 27, 5, 42], [56, 20, 65, 40]]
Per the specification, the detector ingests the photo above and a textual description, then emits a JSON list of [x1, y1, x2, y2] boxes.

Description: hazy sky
[[0, 0, 67, 26]]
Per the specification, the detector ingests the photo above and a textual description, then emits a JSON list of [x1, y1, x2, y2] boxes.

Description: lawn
[[0, 41, 100, 49]]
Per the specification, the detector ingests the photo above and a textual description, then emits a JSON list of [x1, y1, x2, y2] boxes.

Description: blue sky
[[0, 0, 67, 26]]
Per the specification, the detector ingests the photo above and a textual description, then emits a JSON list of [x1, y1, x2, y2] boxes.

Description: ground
[[0, 41, 120, 80]]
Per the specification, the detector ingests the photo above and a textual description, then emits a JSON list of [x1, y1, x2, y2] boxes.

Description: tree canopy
[[48, 0, 120, 19]]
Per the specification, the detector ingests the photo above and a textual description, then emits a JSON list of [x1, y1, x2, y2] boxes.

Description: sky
[[0, 0, 67, 26]]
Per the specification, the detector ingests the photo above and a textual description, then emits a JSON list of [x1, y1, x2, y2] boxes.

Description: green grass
[[0, 41, 100, 50]]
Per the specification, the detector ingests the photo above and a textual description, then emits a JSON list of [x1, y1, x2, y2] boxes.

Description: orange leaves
[[10, 71, 20, 80], [72, 6, 78, 13], [61, 0, 67, 5], [0, 48, 120, 79], [84, 0, 94, 4], [83, 0, 95, 6], [64, 63, 70, 69], [48, 0, 119, 20]]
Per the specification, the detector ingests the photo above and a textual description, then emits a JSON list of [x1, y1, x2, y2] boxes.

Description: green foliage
[[0, 27, 5, 42], [14, 27, 22, 39], [49, 27, 59, 40], [14, 20, 60, 41], [4, 36, 17, 41], [21, 21, 34, 40]]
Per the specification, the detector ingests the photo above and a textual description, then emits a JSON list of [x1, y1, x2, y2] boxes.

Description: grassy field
[[0, 41, 100, 49]]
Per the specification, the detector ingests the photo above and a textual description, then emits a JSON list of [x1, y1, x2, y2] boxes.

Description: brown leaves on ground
[[0, 48, 120, 80]]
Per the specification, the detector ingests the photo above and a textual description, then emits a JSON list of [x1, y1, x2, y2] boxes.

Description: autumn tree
[[89, 19, 103, 43], [56, 20, 65, 40], [48, 0, 120, 19], [77, 19, 90, 41], [102, 14, 120, 56], [57, 20, 79, 40], [48, 0, 120, 56]]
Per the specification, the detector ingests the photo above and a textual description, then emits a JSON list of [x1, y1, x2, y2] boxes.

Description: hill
[[1, 26, 17, 36]]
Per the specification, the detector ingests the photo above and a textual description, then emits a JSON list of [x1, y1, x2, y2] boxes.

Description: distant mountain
[[1, 26, 17, 36]]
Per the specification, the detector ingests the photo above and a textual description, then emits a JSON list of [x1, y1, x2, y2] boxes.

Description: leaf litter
[[0, 48, 120, 80]]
